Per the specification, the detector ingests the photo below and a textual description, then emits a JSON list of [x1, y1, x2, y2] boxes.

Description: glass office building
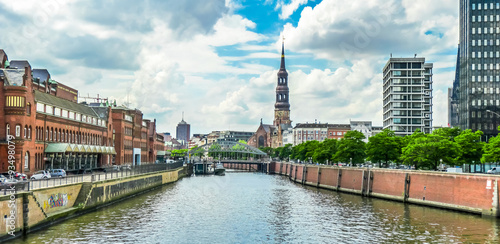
[[459, 0, 500, 140]]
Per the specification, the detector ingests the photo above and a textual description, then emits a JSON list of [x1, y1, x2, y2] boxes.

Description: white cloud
[[0, 0, 460, 135], [277, 0, 308, 19]]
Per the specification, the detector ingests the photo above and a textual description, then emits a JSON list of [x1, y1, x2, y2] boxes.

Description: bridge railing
[[23, 162, 184, 191]]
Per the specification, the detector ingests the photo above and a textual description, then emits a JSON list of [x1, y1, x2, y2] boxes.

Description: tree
[[238, 140, 247, 144], [401, 130, 459, 170], [191, 146, 205, 157], [278, 144, 293, 160], [208, 143, 222, 158], [333, 131, 366, 165], [259, 147, 274, 156], [366, 129, 402, 167], [454, 129, 484, 165], [171, 149, 188, 159], [432, 127, 462, 140], [312, 139, 338, 164], [482, 126, 500, 163]]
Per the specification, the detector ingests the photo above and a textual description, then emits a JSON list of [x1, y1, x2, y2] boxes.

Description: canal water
[[11, 172, 500, 243]]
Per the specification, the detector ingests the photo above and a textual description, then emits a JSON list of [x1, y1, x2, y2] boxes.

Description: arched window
[[6, 124, 10, 136], [15, 125, 21, 137], [24, 151, 29, 169], [26, 102, 31, 115], [28, 126, 31, 139], [24, 126, 27, 138], [46, 128, 48, 140]]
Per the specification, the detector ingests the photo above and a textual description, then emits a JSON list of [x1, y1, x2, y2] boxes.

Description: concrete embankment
[[271, 162, 500, 217], [0, 166, 187, 241]]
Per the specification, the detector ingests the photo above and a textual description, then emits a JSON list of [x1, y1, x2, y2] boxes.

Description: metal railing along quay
[[13, 162, 185, 192]]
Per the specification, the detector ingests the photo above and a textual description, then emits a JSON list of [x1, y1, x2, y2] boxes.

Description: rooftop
[[35, 90, 99, 118]]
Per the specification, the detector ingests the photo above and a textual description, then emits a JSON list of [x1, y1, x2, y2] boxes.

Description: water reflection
[[10, 173, 500, 244]]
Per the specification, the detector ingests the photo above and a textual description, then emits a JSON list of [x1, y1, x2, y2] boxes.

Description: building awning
[[89, 145, 97, 153], [109, 147, 117, 155], [157, 151, 166, 156], [45, 143, 72, 153]]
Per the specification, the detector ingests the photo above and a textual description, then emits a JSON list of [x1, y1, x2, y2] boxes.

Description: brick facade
[[0, 50, 165, 174]]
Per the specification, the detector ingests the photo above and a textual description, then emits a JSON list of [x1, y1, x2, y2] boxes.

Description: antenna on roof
[[414, 54, 417, 58]]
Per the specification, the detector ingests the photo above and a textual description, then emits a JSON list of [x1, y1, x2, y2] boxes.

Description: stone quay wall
[[270, 162, 500, 217], [0, 167, 186, 241]]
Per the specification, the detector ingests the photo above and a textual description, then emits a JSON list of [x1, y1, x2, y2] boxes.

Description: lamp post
[[440, 159, 443, 171], [350, 157, 352, 167], [486, 110, 500, 117]]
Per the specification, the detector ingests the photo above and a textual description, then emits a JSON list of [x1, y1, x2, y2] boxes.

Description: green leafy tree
[[238, 140, 247, 144], [454, 129, 484, 165], [171, 149, 188, 159], [401, 130, 459, 170], [366, 129, 402, 167], [259, 147, 274, 156], [191, 146, 205, 157], [432, 127, 462, 140], [208, 143, 222, 158], [333, 131, 366, 165], [482, 126, 500, 163], [279, 144, 293, 160], [313, 139, 338, 164]]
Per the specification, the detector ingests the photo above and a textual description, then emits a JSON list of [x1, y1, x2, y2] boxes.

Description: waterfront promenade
[[0, 162, 186, 242]]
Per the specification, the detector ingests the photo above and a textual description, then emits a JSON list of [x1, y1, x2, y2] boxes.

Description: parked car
[[487, 167, 500, 174], [104, 165, 120, 172], [0, 178, 19, 187], [14, 172, 27, 181], [49, 169, 66, 178], [30, 170, 52, 180], [0, 172, 26, 180]]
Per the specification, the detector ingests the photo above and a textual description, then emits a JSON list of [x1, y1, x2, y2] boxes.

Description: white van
[[487, 167, 500, 174]]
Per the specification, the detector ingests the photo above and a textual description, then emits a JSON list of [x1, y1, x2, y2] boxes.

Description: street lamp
[[350, 157, 352, 167], [486, 110, 500, 117]]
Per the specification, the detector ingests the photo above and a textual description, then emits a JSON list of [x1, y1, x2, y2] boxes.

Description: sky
[[0, 0, 459, 135]]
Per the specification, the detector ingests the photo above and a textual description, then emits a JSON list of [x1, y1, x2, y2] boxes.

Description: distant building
[[175, 115, 190, 148], [217, 131, 254, 143], [383, 57, 433, 136], [327, 124, 351, 140], [350, 121, 374, 142]]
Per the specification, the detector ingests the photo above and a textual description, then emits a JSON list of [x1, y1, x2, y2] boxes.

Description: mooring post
[[302, 165, 307, 185], [404, 173, 410, 202], [337, 169, 342, 191], [317, 167, 321, 187]]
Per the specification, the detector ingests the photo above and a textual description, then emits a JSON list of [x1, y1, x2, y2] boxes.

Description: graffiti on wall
[[43, 193, 71, 209]]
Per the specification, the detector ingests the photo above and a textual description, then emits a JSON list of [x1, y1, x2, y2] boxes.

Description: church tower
[[274, 39, 291, 127]]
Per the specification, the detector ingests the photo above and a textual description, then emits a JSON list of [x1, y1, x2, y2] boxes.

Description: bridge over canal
[[187, 141, 271, 172]]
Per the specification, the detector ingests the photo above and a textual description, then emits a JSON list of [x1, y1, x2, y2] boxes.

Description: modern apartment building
[[458, 1, 500, 141], [383, 57, 433, 136]]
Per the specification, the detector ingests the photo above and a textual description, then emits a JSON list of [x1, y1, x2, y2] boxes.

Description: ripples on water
[[12, 172, 500, 244]]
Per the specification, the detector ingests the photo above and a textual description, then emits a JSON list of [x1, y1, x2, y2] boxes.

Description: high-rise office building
[[383, 57, 433, 136], [175, 115, 190, 147], [459, 1, 500, 141]]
